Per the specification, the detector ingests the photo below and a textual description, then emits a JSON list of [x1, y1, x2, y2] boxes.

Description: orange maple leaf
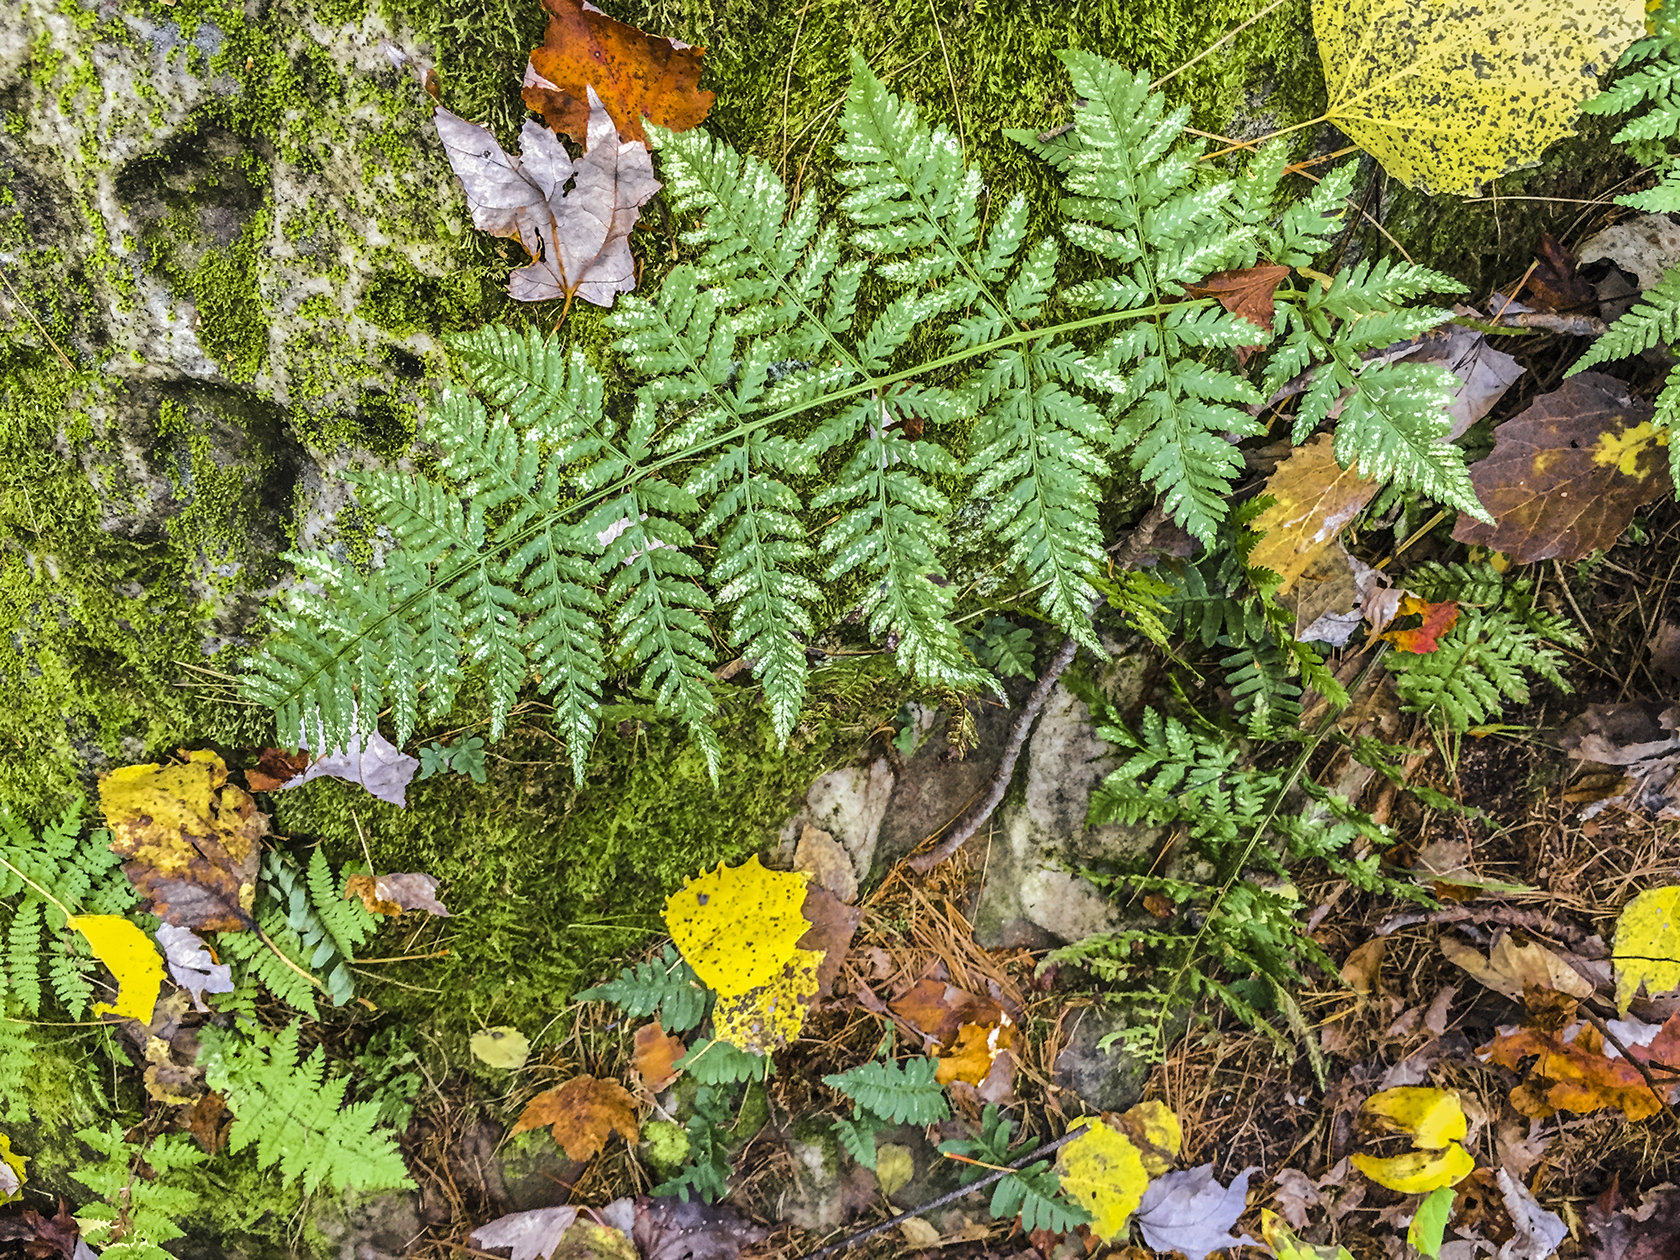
[[631, 1022, 686, 1093], [934, 1017, 1016, 1086], [1478, 1014, 1680, 1121], [512, 1075, 640, 1161], [1380, 596, 1460, 653], [523, 0, 715, 145]]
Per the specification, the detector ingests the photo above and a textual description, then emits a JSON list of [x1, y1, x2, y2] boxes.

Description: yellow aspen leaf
[[1056, 1120, 1151, 1243], [1314, 0, 1643, 195], [1351, 1143, 1475, 1193], [1249, 434, 1379, 595], [1613, 885, 1680, 1013], [470, 1026, 531, 1070], [1263, 1209, 1358, 1260], [665, 856, 810, 997], [1118, 1099, 1182, 1175], [1360, 1087, 1468, 1149], [710, 947, 823, 1053], [68, 915, 164, 1023], [0, 1132, 26, 1204]]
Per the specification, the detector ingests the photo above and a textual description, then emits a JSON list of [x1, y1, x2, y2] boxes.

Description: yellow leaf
[[1120, 1099, 1181, 1175], [876, 1143, 914, 1198], [665, 856, 810, 997], [0, 1132, 26, 1205], [710, 947, 823, 1053], [1262, 1209, 1358, 1260], [470, 1026, 531, 1070], [1613, 886, 1680, 1013], [1351, 1142, 1475, 1193], [1360, 1086, 1468, 1149], [1056, 1120, 1150, 1243], [1249, 434, 1379, 595], [68, 916, 164, 1023], [1314, 0, 1644, 195]]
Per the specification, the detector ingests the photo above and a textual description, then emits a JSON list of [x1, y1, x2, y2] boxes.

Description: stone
[[1053, 1004, 1153, 1115], [971, 677, 1158, 949], [792, 758, 895, 884], [773, 1119, 873, 1231], [310, 1188, 424, 1260], [793, 824, 858, 904]]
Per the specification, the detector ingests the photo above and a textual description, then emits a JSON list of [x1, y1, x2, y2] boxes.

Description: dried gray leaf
[[374, 873, 450, 917], [1496, 1168, 1567, 1260], [1135, 1164, 1259, 1260], [469, 1206, 579, 1260], [155, 923, 234, 1013], [288, 727, 420, 808]]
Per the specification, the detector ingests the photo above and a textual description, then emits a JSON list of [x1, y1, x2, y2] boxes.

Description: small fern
[[247, 51, 1478, 781], [823, 1056, 949, 1126], [675, 1036, 770, 1085], [939, 1104, 1091, 1234], [653, 1083, 734, 1203], [73, 1124, 207, 1260], [0, 1019, 34, 1123], [1384, 562, 1581, 731], [199, 1019, 413, 1195], [577, 944, 711, 1032]]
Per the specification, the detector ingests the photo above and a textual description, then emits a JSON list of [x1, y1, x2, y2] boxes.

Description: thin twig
[[1376, 904, 1596, 946], [1155, 0, 1289, 90], [906, 506, 1168, 874], [1576, 1004, 1678, 1121], [800, 1128, 1085, 1260], [0, 263, 74, 372], [1490, 311, 1607, 337]]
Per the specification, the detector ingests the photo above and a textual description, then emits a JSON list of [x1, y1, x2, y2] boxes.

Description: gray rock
[[771, 1119, 872, 1231], [1053, 1004, 1153, 1114], [787, 757, 895, 884], [310, 1189, 423, 1260]]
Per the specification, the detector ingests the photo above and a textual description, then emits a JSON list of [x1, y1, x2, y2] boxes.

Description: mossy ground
[[0, 0, 1638, 1248]]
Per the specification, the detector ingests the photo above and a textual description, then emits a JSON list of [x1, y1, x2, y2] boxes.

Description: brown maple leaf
[[523, 0, 714, 145], [890, 974, 1003, 1048], [1452, 372, 1667, 563], [98, 751, 264, 932], [1479, 1012, 1680, 1121], [631, 1022, 686, 1093], [1518, 233, 1599, 315], [435, 89, 661, 309], [512, 1075, 640, 1161], [1380, 596, 1460, 654], [1185, 263, 1290, 362], [244, 747, 308, 792]]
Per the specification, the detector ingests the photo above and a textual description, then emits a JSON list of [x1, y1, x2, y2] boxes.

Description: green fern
[[246, 52, 1478, 779], [0, 1018, 35, 1123], [199, 1019, 413, 1195], [823, 1056, 949, 1125], [939, 1105, 1091, 1234], [653, 1083, 733, 1203], [576, 944, 711, 1032], [73, 1124, 206, 1260]]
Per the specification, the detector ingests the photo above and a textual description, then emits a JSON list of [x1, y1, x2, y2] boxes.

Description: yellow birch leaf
[[470, 1026, 531, 1070], [1263, 1209, 1358, 1260], [1314, 0, 1644, 195], [1351, 1142, 1475, 1193], [69, 916, 164, 1023], [1360, 1086, 1468, 1149], [1613, 885, 1680, 1014], [0, 1133, 26, 1204], [1249, 434, 1379, 595], [665, 856, 810, 997], [710, 947, 823, 1053], [1120, 1099, 1182, 1175], [1056, 1120, 1150, 1243]]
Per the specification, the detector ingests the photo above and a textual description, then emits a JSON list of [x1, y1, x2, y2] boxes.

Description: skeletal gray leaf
[[1135, 1164, 1259, 1260], [469, 1206, 579, 1260], [155, 923, 234, 1013], [289, 726, 420, 808]]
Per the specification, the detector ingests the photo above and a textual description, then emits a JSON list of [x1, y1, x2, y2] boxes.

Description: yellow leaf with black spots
[[665, 856, 810, 997]]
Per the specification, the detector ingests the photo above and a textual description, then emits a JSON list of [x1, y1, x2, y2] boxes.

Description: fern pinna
[[245, 52, 1485, 778]]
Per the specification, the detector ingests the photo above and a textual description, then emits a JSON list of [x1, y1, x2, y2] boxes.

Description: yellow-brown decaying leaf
[[797, 885, 860, 996], [1480, 1014, 1680, 1119], [1440, 933, 1595, 1002], [99, 751, 264, 932], [1350, 1145, 1475, 1193], [1453, 373, 1666, 563], [69, 914, 165, 1023], [1359, 1087, 1468, 1149], [665, 856, 810, 997], [512, 1076, 640, 1161], [1250, 433, 1380, 594], [1113, 1099, 1181, 1175], [344, 872, 450, 917], [889, 975, 1004, 1048], [1613, 885, 1680, 1013], [631, 1022, 686, 1093], [710, 947, 823, 1054], [934, 1015, 1016, 1086], [1314, 0, 1644, 195], [1057, 1120, 1150, 1242]]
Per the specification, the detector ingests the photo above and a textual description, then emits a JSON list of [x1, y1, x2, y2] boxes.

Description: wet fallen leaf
[[1135, 1164, 1259, 1260], [1613, 886, 1680, 1013], [1406, 323, 1526, 441], [1453, 373, 1666, 563], [286, 726, 420, 809], [513, 1076, 640, 1161], [0, 1132, 24, 1204], [186, 1091, 228, 1155], [890, 975, 1004, 1048], [1586, 1182, 1680, 1260], [471, 1026, 532, 1071], [1521, 233, 1600, 315], [0, 1202, 87, 1260], [630, 1194, 769, 1260], [1479, 1013, 1680, 1119], [1057, 1119, 1151, 1242], [797, 884, 859, 996], [876, 1143, 914, 1198], [1290, 542, 1392, 646], [1341, 938, 1387, 995], [155, 923, 234, 1013], [1410, 1185, 1457, 1260], [1497, 1168, 1568, 1260], [1360, 1087, 1468, 1149], [244, 747, 308, 792], [709, 947, 823, 1054], [898, 1216, 942, 1247], [1264, 1209, 1358, 1260], [1250, 433, 1380, 595], [1439, 932, 1595, 1003], [68, 915, 164, 1023], [1113, 1099, 1182, 1175], [1184, 264, 1291, 361], [934, 1015, 1015, 1086], [344, 871, 450, 917], [1271, 1171, 1325, 1231], [1380, 596, 1460, 654], [632, 1022, 686, 1093], [470, 1205, 580, 1260], [99, 750, 265, 932], [1313, 0, 1643, 194], [522, 0, 713, 145], [551, 1220, 639, 1260], [1352, 1146, 1476, 1193], [1560, 702, 1680, 820], [666, 856, 811, 997]]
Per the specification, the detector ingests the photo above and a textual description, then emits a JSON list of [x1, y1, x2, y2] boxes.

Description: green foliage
[[653, 1083, 733, 1203], [1384, 563, 1581, 731], [577, 944, 711, 1033], [73, 1123, 207, 1260], [1581, 35, 1680, 166], [823, 1056, 949, 1126], [0, 802, 134, 1020], [346, 1026, 424, 1131], [0, 1020, 35, 1124], [939, 1104, 1091, 1234], [246, 52, 1474, 779], [417, 734, 487, 784], [199, 1019, 413, 1195], [965, 617, 1038, 679], [676, 1037, 771, 1085]]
